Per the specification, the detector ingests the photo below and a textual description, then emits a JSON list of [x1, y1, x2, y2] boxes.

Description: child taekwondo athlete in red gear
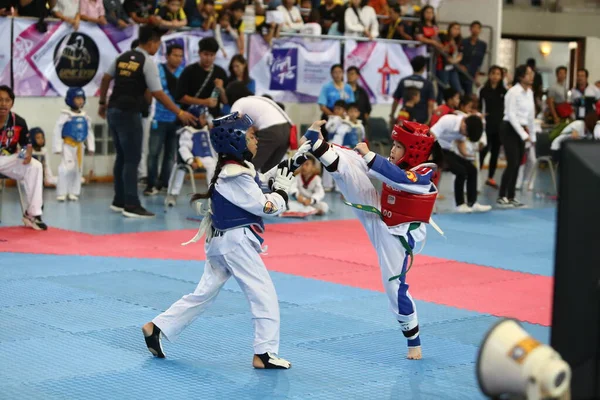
[[300, 119, 443, 360]]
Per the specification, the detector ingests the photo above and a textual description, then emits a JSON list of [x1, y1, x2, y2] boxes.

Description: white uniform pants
[[517, 144, 537, 190], [325, 147, 420, 341], [287, 199, 329, 214], [167, 156, 217, 196], [0, 154, 43, 216], [57, 144, 83, 196], [153, 228, 281, 354], [138, 114, 153, 179]]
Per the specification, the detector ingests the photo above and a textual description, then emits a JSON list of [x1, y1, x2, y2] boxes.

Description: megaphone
[[477, 319, 571, 400]]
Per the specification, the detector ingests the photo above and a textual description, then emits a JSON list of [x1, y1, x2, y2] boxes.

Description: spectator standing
[[53, 0, 80, 29], [381, 5, 407, 40], [154, 0, 188, 31], [437, 21, 463, 100], [497, 64, 535, 208], [80, 0, 107, 25], [123, 0, 155, 24], [571, 68, 600, 120], [527, 58, 543, 115], [459, 21, 487, 95], [227, 83, 293, 172], [414, 5, 443, 54], [0, 86, 47, 230], [214, 12, 238, 59], [478, 65, 506, 188], [547, 66, 570, 125], [390, 56, 436, 125], [278, 0, 304, 33], [318, 0, 343, 35], [222, 55, 255, 114], [98, 26, 196, 218], [318, 64, 355, 139], [344, 0, 378, 39], [346, 66, 371, 126], [176, 37, 228, 118], [104, 0, 131, 28], [144, 44, 185, 196]]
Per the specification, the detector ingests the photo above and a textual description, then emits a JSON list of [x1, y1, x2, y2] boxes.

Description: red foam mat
[[0, 221, 553, 325]]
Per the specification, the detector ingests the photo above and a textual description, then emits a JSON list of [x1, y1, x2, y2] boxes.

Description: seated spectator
[[0, 86, 47, 230], [30, 127, 57, 187], [286, 156, 329, 216], [123, 0, 155, 24], [341, 102, 366, 148], [318, 64, 355, 139], [300, 0, 317, 23], [200, 0, 217, 31], [53, 0, 80, 29], [430, 87, 459, 127], [414, 5, 443, 53], [381, 5, 412, 41], [278, 0, 304, 33], [571, 68, 600, 121], [318, 0, 343, 35], [104, 0, 131, 28], [398, 0, 418, 38], [223, 55, 255, 114], [154, 0, 187, 31], [344, 0, 378, 39], [183, 0, 202, 27], [80, 0, 107, 25], [229, 1, 246, 53], [431, 113, 491, 213], [397, 87, 420, 122], [214, 12, 238, 58]]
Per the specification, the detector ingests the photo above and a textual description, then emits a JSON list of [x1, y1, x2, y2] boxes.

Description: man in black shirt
[[176, 37, 228, 117], [99, 26, 195, 219], [0, 86, 47, 230], [390, 56, 436, 125]]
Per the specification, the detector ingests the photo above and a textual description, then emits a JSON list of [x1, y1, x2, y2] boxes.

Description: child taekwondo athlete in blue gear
[[52, 87, 94, 201], [143, 112, 311, 369]]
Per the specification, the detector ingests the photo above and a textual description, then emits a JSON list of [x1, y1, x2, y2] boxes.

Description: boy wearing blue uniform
[[143, 112, 310, 369], [53, 87, 95, 201]]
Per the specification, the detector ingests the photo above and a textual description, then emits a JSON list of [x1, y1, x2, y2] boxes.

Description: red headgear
[[390, 120, 435, 168]]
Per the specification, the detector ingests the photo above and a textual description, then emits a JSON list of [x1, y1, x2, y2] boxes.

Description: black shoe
[[22, 213, 48, 231], [142, 324, 165, 358], [508, 198, 526, 208], [253, 352, 291, 369], [110, 202, 124, 212], [122, 205, 155, 218]]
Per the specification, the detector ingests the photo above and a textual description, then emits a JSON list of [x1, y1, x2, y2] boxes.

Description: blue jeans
[[107, 108, 143, 207], [147, 120, 178, 189], [437, 68, 464, 102]]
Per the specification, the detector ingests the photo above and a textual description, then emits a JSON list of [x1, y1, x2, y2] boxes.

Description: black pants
[[479, 122, 501, 179], [108, 108, 143, 207], [499, 121, 525, 200], [252, 123, 290, 172], [442, 149, 478, 206]]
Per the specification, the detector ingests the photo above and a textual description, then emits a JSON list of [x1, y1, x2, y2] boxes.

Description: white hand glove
[[272, 161, 294, 193], [293, 141, 312, 161]]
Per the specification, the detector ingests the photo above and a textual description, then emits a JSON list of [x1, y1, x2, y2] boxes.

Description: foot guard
[[254, 352, 291, 369], [143, 324, 166, 358]]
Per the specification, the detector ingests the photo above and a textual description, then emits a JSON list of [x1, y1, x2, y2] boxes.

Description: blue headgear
[[209, 112, 254, 160], [187, 105, 209, 119], [65, 87, 85, 109]]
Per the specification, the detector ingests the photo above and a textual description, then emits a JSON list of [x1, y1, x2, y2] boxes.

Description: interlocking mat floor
[[0, 179, 557, 400]]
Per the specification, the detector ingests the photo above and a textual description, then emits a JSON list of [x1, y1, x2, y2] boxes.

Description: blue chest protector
[[192, 131, 213, 158], [211, 173, 265, 234], [342, 127, 359, 148], [62, 116, 88, 143]]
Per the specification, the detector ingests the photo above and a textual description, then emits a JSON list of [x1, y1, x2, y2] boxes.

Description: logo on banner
[[377, 51, 399, 96], [269, 48, 297, 91], [53, 33, 100, 87]]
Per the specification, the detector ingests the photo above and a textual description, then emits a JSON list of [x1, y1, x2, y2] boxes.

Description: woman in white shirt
[[277, 0, 304, 33], [344, 0, 379, 39], [497, 64, 535, 208]]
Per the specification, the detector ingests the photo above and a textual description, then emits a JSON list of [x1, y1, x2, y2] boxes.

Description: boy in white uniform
[[53, 87, 95, 201], [165, 105, 216, 207], [142, 112, 311, 369], [285, 156, 328, 216]]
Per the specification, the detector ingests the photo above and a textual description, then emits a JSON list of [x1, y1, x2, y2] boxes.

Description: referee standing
[[99, 25, 196, 218]]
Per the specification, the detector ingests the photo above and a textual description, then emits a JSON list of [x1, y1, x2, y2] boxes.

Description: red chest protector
[[380, 183, 437, 227]]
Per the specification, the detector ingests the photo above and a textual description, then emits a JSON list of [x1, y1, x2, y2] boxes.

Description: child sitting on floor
[[282, 155, 328, 217]]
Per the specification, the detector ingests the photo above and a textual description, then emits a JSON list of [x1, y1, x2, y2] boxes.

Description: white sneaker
[[471, 202, 492, 213], [455, 204, 472, 213], [67, 194, 79, 201], [57, 195, 66, 202], [496, 197, 513, 208]]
